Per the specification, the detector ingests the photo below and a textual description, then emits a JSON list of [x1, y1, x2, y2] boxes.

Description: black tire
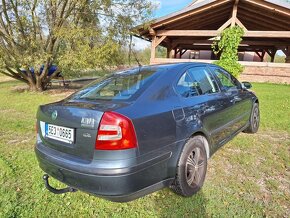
[[170, 135, 208, 197], [244, 103, 260, 134]]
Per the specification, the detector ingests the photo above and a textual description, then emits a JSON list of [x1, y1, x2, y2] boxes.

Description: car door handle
[[230, 96, 242, 103]]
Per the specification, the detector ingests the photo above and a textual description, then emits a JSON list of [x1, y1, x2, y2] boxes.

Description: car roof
[[112, 63, 219, 78], [136, 62, 217, 73]]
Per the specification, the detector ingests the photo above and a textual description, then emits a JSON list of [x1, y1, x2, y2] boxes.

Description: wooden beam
[[265, 48, 277, 59], [149, 28, 156, 36], [174, 48, 177, 58], [218, 18, 232, 31], [187, 15, 228, 30], [151, 0, 232, 29], [255, 51, 266, 62], [157, 30, 218, 37], [238, 9, 289, 30], [155, 36, 167, 47], [166, 6, 231, 30], [181, 49, 188, 57], [244, 0, 290, 17], [235, 18, 247, 30], [176, 44, 277, 52], [245, 31, 290, 38], [231, 0, 239, 27], [157, 30, 290, 38], [238, 5, 290, 30], [171, 39, 290, 46]]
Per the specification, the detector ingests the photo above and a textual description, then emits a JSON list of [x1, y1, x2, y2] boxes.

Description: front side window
[[211, 68, 240, 91], [187, 67, 219, 95], [70, 70, 158, 101]]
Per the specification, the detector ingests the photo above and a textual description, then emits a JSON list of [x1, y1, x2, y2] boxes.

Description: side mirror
[[242, 82, 252, 90]]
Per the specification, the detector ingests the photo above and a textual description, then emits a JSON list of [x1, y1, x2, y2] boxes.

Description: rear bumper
[[35, 143, 173, 202]]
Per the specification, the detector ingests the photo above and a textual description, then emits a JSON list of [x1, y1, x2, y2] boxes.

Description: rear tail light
[[96, 111, 137, 150]]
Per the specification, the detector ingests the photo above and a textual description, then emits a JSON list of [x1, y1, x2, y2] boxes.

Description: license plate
[[45, 124, 74, 144]]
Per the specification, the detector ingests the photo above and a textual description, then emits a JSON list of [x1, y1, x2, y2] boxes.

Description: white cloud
[[154, 0, 162, 8]]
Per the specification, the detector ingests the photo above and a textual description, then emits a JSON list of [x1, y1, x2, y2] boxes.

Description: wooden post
[[180, 49, 187, 58], [170, 49, 175, 58], [284, 46, 290, 63], [255, 51, 265, 62], [167, 45, 172, 58], [265, 49, 277, 62], [150, 36, 157, 63]]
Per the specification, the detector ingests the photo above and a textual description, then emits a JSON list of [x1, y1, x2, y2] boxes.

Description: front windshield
[[70, 69, 159, 101]]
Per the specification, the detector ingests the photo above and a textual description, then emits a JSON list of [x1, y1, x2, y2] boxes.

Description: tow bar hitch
[[43, 174, 78, 194]]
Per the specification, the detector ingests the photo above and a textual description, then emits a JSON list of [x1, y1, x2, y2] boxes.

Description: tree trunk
[[28, 76, 44, 92]]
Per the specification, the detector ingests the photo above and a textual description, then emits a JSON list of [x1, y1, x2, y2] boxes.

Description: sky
[[133, 0, 193, 50], [153, 0, 193, 18]]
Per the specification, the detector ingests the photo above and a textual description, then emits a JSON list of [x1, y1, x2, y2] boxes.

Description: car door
[[174, 66, 234, 150], [210, 67, 253, 137]]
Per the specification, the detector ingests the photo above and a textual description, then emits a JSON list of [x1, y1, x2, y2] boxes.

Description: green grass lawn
[[0, 79, 289, 217]]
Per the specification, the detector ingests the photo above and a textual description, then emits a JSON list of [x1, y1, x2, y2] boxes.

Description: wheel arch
[[191, 131, 210, 159]]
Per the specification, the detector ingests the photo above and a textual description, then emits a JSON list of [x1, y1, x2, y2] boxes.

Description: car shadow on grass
[[151, 188, 208, 217]]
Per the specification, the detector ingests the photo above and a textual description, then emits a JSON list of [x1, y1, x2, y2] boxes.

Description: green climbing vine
[[212, 26, 245, 78]]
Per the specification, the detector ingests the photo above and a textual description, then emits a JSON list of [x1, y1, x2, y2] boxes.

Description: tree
[[129, 45, 166, 65], [0, 0, 154, 91]]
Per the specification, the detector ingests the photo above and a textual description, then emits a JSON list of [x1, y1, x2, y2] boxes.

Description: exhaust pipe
[[43, 174, 77, 194]]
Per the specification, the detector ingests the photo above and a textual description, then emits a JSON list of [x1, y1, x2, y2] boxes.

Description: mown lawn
[[0, 78, 289, 217]]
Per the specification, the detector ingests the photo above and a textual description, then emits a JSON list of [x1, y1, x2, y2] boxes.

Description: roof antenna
[[132, 49, 142, 68]]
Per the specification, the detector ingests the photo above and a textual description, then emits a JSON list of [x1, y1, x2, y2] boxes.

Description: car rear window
[[71, 69, 159, 101]]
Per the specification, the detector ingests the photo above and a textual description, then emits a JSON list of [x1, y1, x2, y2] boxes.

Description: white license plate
[[45, 124, 74, 144]]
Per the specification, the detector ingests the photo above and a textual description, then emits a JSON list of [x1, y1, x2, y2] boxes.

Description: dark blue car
[[35, 63, 259, 202]]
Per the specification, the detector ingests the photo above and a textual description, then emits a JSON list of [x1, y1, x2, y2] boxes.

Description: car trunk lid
[[37, 100, 131, 161]]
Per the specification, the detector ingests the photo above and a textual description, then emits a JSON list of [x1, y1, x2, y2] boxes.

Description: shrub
[[212, 26, 245, 78]]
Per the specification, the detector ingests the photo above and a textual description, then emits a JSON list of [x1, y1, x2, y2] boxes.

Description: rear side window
[[71, 70, 158, 101], [176, 72, 199, 98], [187, 67, 219, 95]]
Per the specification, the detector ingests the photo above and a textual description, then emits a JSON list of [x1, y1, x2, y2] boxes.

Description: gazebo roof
[[137, 0, 290, 65], [139, 0, 290, 38]]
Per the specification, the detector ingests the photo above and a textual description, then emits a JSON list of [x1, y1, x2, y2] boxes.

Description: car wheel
[[244, 103, 260, 134], [170, 135, 208, 197]]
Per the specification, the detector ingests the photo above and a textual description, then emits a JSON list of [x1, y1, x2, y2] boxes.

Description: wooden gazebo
[[137, 0, 290, 65]]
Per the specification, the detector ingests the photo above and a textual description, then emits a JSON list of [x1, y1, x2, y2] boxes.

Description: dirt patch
[[255, 131, 290, 142], [9, 84, 78, 96], [45, 87, 77, 97], [10, 85, 29, 93], [0, 75, 14, 83]]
